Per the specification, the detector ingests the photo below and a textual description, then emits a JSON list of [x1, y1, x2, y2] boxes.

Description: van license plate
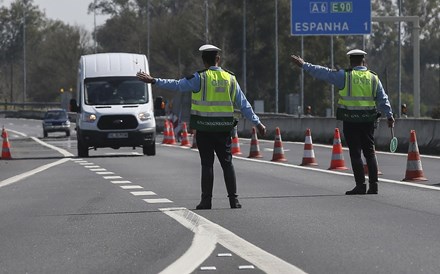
[[108, 132, 128, 139]]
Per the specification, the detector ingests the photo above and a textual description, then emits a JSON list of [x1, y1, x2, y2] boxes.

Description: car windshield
[[84, 77, 148, 105], [44, 111, 67, 120]]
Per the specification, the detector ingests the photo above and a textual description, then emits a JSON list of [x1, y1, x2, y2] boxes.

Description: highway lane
[[1, 117, 440, 273]]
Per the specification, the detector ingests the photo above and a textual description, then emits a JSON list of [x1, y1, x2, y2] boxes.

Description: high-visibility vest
[[190, 69, 237, 132], [336, 69, 379, 122]]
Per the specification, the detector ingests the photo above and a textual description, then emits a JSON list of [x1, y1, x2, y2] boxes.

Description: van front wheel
[[143, 142, 156, 156]]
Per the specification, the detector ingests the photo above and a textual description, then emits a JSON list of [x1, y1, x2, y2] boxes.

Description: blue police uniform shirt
[[302, 63, 394, 119], [154, 66, 261, 125]]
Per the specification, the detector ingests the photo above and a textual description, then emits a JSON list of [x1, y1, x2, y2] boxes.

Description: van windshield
[[84, 77, 148, 105]]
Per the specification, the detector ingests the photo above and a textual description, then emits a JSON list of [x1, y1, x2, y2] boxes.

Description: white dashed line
[[217, 253, 232, 257], [79, 162, 94, 165], [90, 168, 107, 171], [130, 191, 156, 196], [103, 176, 122, 179], [96, 172, 114, 175], [200, 266, 216, 271], [143, 198, 173, 204], [120, 185, 143, 189], [84, 165, 100, 168], [239, 265, 255, 270], [111, 180, 132, 184]]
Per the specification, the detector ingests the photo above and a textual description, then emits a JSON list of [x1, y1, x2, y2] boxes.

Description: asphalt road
[[1, 117, 440, 274]]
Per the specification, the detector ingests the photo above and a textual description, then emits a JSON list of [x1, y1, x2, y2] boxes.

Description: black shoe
[[345, 185, 367, 195], [229, 198, 242, 209], [367, 182, 378, 194], [196, 199, 211, 210]]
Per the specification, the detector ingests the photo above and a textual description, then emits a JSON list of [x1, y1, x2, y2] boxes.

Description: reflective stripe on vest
[[338, 70, 378, 110]]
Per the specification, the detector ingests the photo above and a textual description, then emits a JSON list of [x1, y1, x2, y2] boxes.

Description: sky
[[1, 0, 108, 32]]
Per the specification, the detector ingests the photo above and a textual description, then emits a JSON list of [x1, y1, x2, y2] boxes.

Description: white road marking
[[79, 162, 94, 165], [111, 180, 132, 184], [103, 176, 122, 179], [84, 165, 100, 168], [239, 265, 255, 270], [0, 132, 74, 188], [160, 207, 306, 274], [130, 191, 156, 196], [6, 129, 27, 137], [143, 198, 172, 204], [90, 168, 107, 171], [120, 185, 143, 189], [96, 171, 114, 175], [0, 158, 71, 188], [200, 266, 217, 271], [217, 253, 232, 257], [31, 137, 74, 157]]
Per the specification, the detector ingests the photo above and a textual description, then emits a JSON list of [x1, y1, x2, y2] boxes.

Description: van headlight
[[82, 112, 97, 123], [138, 112, 151, 121]]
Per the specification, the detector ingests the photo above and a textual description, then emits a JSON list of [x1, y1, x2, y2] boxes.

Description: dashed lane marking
[[84, 165, 100, 168], [110, 180, 132, 184], [200, 266, 217, 271], [90, 168, 107, 171], [96, 171, 114, 175], [239, 265, 255, 270], [120, 185, 143, 189], [103, 176, 122, 180], [130, 191, 156, 196], [143, 198, 173, 204]]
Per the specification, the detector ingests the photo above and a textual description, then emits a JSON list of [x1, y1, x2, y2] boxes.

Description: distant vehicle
[[42, 109, 71, 137], [70, 52, 156, 157]]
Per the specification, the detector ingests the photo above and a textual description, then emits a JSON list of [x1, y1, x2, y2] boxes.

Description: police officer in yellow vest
[[291, 49, 395, 195], [137, 44, 266, 209]]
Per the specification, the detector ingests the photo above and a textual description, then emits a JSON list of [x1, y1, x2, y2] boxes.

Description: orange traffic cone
[[403, 130, 428, 182], [231, 126, 242, 155], [271, 127, 287, 162], [1, 126, 12, 160], [248, 127, 263, 158], [162, 120, 170, 144], [300, 128, 318, 166], [328, 128, 348, 170], [167, 120, 177, 145], [191, 130, 198, 149], [180, 122, 191, 147]]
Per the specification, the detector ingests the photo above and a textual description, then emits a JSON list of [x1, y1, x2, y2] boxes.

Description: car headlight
[[82, 112, 97, 123], [138, 112, 151, 121]]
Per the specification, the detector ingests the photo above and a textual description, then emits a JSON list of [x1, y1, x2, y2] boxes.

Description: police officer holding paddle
[[291, 49, 395, 195], [137, 44, 266, 209]]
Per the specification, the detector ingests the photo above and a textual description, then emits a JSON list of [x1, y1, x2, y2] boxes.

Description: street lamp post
[[23, 0, 27, 106]]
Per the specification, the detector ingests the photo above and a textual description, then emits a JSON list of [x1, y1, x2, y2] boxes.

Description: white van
[[71, 53, 156, 157]]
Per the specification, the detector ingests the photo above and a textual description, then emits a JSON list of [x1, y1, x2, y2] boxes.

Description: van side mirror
[[69, 99, 79, 112]]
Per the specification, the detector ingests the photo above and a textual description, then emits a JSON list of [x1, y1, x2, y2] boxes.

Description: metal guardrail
[[1, 102, 62, 111]]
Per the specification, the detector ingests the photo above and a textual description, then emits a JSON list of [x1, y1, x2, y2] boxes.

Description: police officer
[[137, 44, 266, 209], [291, 49, 395, 195]]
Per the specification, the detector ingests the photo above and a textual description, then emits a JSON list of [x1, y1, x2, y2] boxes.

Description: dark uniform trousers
[[343, 121, 378, 185], [196, 130, 237, 199]]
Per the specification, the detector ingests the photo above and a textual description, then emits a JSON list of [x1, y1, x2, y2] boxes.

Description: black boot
[[229, 197, 242, 209], [196, 195, 212, 210], [367, 182, 378, 194], [345, 184, 367, 195]]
